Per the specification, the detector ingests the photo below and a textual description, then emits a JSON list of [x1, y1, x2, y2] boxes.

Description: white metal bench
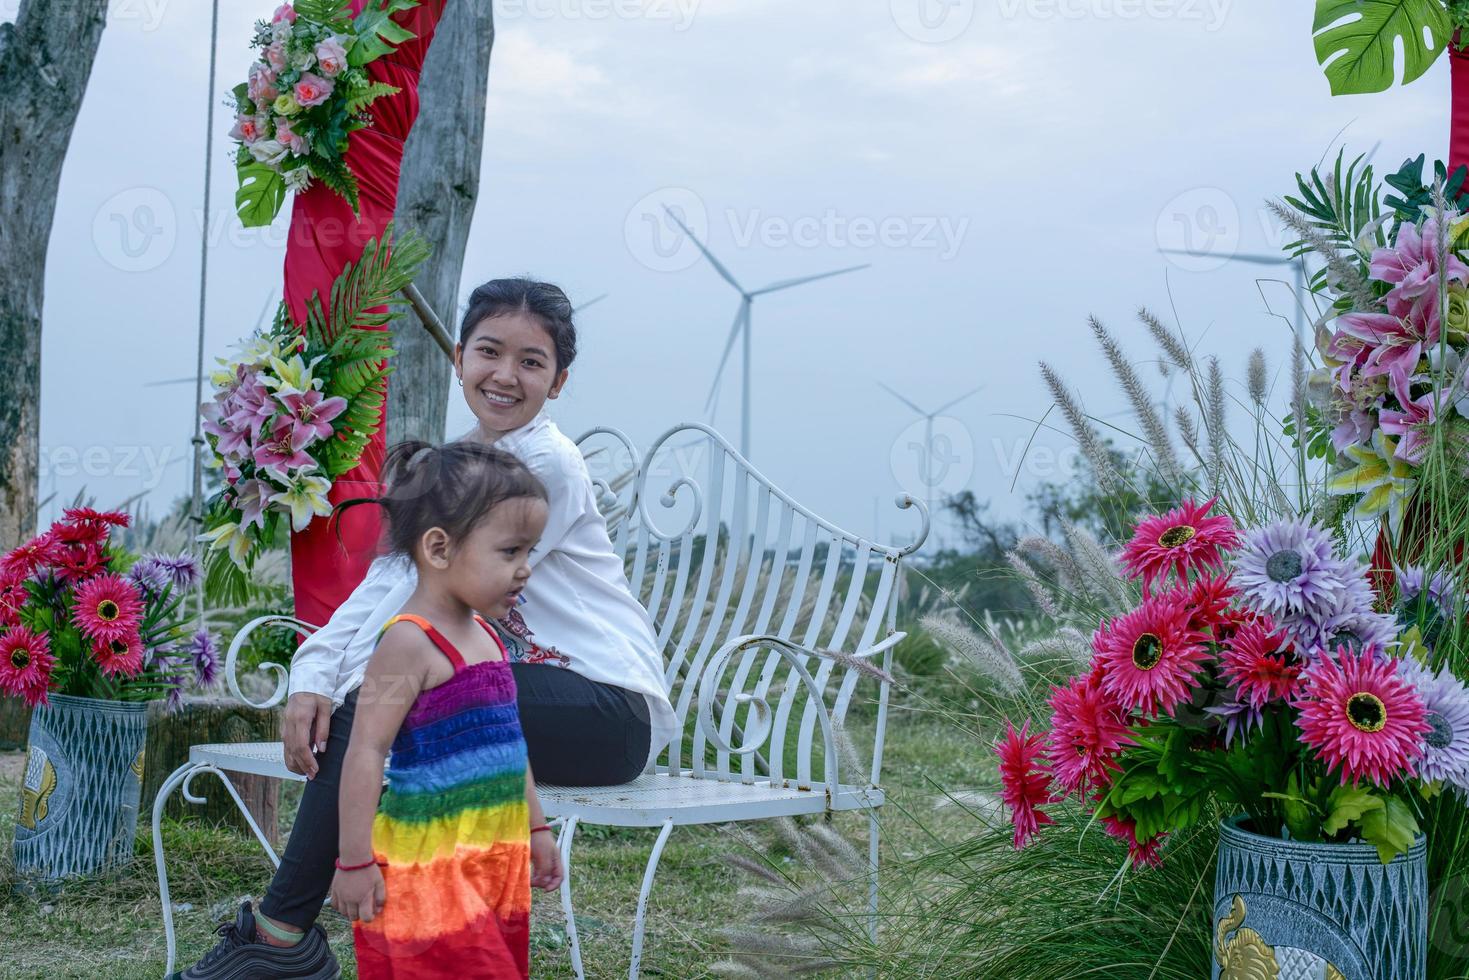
[[153, 422, 928, 978]]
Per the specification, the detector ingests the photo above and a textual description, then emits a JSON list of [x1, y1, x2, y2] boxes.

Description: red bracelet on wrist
[[335, 856, 379, 872], [530, 824, 553, 836]]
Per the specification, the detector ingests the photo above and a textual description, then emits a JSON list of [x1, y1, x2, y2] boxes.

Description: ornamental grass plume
[[1040, 361, 1119, 493], [1247, 348, 1268, 405], [1089, 315, 1182, 482], [920, 613, 1024, 695], [1139, 305, 1192, 371]]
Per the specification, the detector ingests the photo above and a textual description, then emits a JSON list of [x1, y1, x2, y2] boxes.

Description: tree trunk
[[0, 1, 108, 550], [387, 1, 495, 446], [141, 697, 281, 844]]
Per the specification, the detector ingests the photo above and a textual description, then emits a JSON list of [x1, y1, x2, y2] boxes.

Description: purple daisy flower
[[188, 629, 220, 688], [155, 553, 201, 591], [1204, 697, 1263, 747], [1233, 519, 1352, 621], [1397, 657, 1469, 788], [1397, 564, 1455, 609], [126, 558, 170, 597]]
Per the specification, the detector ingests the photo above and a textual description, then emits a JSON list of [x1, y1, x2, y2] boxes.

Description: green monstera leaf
[[1313, 0, 1452, 96], [235, 160, 287, 229]]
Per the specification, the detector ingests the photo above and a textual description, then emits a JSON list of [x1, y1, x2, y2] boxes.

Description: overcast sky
[[16, 0, 1448, 551]]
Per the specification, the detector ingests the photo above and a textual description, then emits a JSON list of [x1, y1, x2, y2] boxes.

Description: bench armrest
[[693, 631, 903, 788], [224, 615, 320, 710]]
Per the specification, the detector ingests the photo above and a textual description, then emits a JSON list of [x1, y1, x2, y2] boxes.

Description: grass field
[[0, 687, 985, 979]]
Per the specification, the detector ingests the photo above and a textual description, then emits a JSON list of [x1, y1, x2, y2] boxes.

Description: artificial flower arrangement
[[198, 227, 428, 596], [0, 509, 219, 710], [231, 0, 421, 227], [1275, 154, 1469, 536], [997, 499, 1469, 866]]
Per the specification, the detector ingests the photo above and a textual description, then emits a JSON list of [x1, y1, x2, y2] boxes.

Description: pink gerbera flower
[[72, 574, 144, 645], [1094, 594, 1210, 717], [1045, 670, 1133, 797], [997, 720, 1054, 849], [1221, 616, 1302, 708], [62, 507, 130, 529], [0, 627, 54, 706], [1120, 499, 1239, 595], [1296, 647, 1430, 786], [1, 532, 62, 580], [91, 631, 145, 679]]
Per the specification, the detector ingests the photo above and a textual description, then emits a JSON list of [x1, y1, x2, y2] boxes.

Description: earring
[[457, 377, 463, 387]]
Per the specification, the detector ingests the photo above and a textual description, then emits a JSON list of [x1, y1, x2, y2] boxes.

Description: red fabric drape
[[283, 0, 447, 627], [1452, 33, 1469, 177]]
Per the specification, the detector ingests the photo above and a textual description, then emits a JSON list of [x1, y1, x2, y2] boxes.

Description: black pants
[[260, 665, 651, 929]]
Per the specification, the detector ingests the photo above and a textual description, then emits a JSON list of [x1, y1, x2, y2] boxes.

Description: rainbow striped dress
[[353, 614, 531, 979]]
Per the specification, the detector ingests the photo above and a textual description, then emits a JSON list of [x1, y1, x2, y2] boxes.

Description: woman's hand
[[330, 863, 386, 922], [283, 692, 334, 778], [529, 829, 563, 891]]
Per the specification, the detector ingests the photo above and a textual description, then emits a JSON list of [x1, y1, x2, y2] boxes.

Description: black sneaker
[[167, 900, 340, 980]]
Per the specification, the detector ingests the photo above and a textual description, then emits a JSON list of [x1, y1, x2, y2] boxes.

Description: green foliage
[[1383, 154, 1469, 226], [345, 80, 401, 115], [292, 0, 353, 23], [296, 223, 430, 476], [893, 627, 947, 677], [234, 157, 286, 229], [1284, 149, 1386, 285], [1312, 0, 1451, 96], [1360, 793, 1422, 863], [349, 0, 421, 66], [309, 153, 360, 217]]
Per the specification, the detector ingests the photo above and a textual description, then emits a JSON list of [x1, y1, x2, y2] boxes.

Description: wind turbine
[[573, 293, 609, 315], [877, 382, 985, 533], [662, 206, 868, 462]]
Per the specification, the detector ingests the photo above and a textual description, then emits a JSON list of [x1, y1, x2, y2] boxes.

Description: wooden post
[[141, 697, 281, 844]]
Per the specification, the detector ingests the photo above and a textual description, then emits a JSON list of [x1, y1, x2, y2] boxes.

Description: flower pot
[[11, 694, 148, 881], [1212, 816, 1427, 980]]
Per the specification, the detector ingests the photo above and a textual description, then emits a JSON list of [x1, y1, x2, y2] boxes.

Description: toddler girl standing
[[330, 441, 563, 978]]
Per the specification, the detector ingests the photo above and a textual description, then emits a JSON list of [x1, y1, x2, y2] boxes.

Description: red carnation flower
[[1221, 616, 1302, 708], [1, 532, 62, 580], [997, 720, 1055, 849], [1046, 670, 1133, 797], [1120, 498, 1239, 595], [63, 507, 130, 529], [0, 627, 54, 706], [1101, 812, 1165, 868], [1094, 593, 1210, 718], [72, 573, 144, 645]]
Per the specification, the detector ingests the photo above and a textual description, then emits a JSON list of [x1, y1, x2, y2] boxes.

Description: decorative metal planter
[[1213, 815, 1427, 980], [12, 694, 148, 881]]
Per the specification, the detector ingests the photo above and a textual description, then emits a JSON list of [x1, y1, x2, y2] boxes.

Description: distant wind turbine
[[147, 290, 279, 388], [662, 205, 868, 461], [573, 293, 609, 315], [877, 382, 984, 529], [1158, 249, 1310, 341]]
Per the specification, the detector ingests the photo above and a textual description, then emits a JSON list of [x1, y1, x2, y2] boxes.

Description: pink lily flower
[[253, 415, 315, 473], [279, 389, 346, 442], [1333, 311, 1432, 388], [1369, 213, 1469, 323], [233, 479, 271, 532], [1379, 375, 1446, 466]]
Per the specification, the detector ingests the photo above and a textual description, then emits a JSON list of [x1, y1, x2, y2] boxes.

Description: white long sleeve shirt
[[288, 409, 677, 769]]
